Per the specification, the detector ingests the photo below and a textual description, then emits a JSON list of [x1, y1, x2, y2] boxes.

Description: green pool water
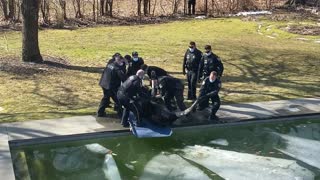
[[10, 118, 320, 180]]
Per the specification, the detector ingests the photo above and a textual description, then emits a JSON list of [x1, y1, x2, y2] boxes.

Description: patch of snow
[[296, 38, 309, 41], [208, 139, 229, 146], [266, 35, 276, 39], [235, 11, 272, 16], [195, 16, 206, 19]]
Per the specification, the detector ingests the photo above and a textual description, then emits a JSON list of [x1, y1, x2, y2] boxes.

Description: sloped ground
[[0, 16, 319, 123]]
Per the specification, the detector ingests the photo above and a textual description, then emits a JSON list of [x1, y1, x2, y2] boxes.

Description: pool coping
[[9, 113, 320, 148]]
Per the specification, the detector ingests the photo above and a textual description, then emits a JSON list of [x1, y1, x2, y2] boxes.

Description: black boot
[[208, 114, 221, 123]]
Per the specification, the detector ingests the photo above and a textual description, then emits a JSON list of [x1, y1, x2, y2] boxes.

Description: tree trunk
[[92, 0, 95, 21], [40, 0, 50, 24], [137, 0, 142, 16], [143, 0, 149, 15], [21, 0, 43, 63], [8, 0, 15, 19], [1, 0, 9, 19], [100, 0, 105, 15], [205, 0, 208, 15], [59, 0, 67, 20]]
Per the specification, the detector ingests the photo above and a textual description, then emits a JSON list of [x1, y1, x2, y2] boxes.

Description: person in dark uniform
[[198, 45, 224, 82], [154, 76, 187, 112], [141, 64, 168, 80], [197, 71, 222, 122], [117, 70, 150, 127], [127, 51, 144, 76], [183, 41, 202, 100], [188, 0, 196, 15], [97, 55, 127, 117]]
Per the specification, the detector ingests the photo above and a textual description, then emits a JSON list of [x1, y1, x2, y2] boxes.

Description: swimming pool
[[9, 117, 320, 180]]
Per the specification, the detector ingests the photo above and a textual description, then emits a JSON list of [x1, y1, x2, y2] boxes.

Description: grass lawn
[[0, 17, 319, 123]]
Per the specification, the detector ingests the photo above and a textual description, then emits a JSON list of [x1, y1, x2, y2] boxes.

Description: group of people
[[97, 41, 224, 127]]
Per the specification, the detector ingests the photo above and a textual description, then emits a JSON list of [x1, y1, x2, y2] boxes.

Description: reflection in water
[[11, 119, 320, 180]]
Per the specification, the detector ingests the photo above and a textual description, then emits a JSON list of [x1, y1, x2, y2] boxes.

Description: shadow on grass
[[43, 60, 104, 74]]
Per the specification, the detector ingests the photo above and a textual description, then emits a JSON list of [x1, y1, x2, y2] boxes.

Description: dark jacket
[[199, 77, 221, 98], [198, 52, 224, 79], [145, 66, 168, 79], [127, 57, 144, 76], [157, 76, 184, 97], [99, 62, 127, 90], [118, 75, 148, 99], [183, 48, 202, 73]]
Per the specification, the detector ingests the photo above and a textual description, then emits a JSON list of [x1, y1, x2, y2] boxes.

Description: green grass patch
[[0, 17, 319, 123]]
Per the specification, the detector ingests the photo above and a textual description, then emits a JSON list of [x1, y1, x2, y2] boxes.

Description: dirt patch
[[283, 25, 320, 35], [0, 56, 69, 77], [1, 15, 189, 32]]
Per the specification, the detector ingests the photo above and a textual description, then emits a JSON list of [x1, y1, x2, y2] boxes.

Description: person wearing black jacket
[[155, 76, 186, 111], [141, 64, 168, 79], [198, 45, 224, 81], [127, 51, 144, 76], [117, 70, 150, 127], [197, 71, 222, 122], [183, 41, 202, 100], [97, 55, 127, 117]]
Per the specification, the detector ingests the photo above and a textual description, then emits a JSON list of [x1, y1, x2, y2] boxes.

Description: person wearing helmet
[[127, 51, 144, 76]]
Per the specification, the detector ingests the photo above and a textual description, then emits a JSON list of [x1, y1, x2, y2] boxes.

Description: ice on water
[[181, 145, 314, 180], [140, 154, 211, 180], [274, 132, 320, 169]]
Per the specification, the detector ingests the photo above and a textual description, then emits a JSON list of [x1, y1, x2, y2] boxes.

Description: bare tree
[[58, 0, 66, 19], [100, 0, 105, 15], [40, 0, 50, 24], [73, 0, 83, 18], [0, 0, 9, 19], [105, 0, 113, 17], [21, 0, 43, 63], [8, 0, 15, 19], [137, 0, 142, 16], [143, 0, 150, 15]]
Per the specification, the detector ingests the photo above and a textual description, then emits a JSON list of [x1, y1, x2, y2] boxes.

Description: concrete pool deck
[[1, 97, 320, 179]]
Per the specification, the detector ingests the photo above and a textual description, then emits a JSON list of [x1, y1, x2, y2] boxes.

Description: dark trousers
[[188, 1, 195, 15], [187, 71, 198, 100], [164, 89, 186, 111], [117, 93, 142, 126], [198, 95, 220, 116], [97, 88, 120, 115]]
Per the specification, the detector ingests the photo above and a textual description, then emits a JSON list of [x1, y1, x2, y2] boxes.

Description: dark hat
[[113, 52, 121, 57], [204, 45, 211, 50], [124, 55, 131, 60], [189, 41, 196, 46], [132, 51, 139, 56]]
